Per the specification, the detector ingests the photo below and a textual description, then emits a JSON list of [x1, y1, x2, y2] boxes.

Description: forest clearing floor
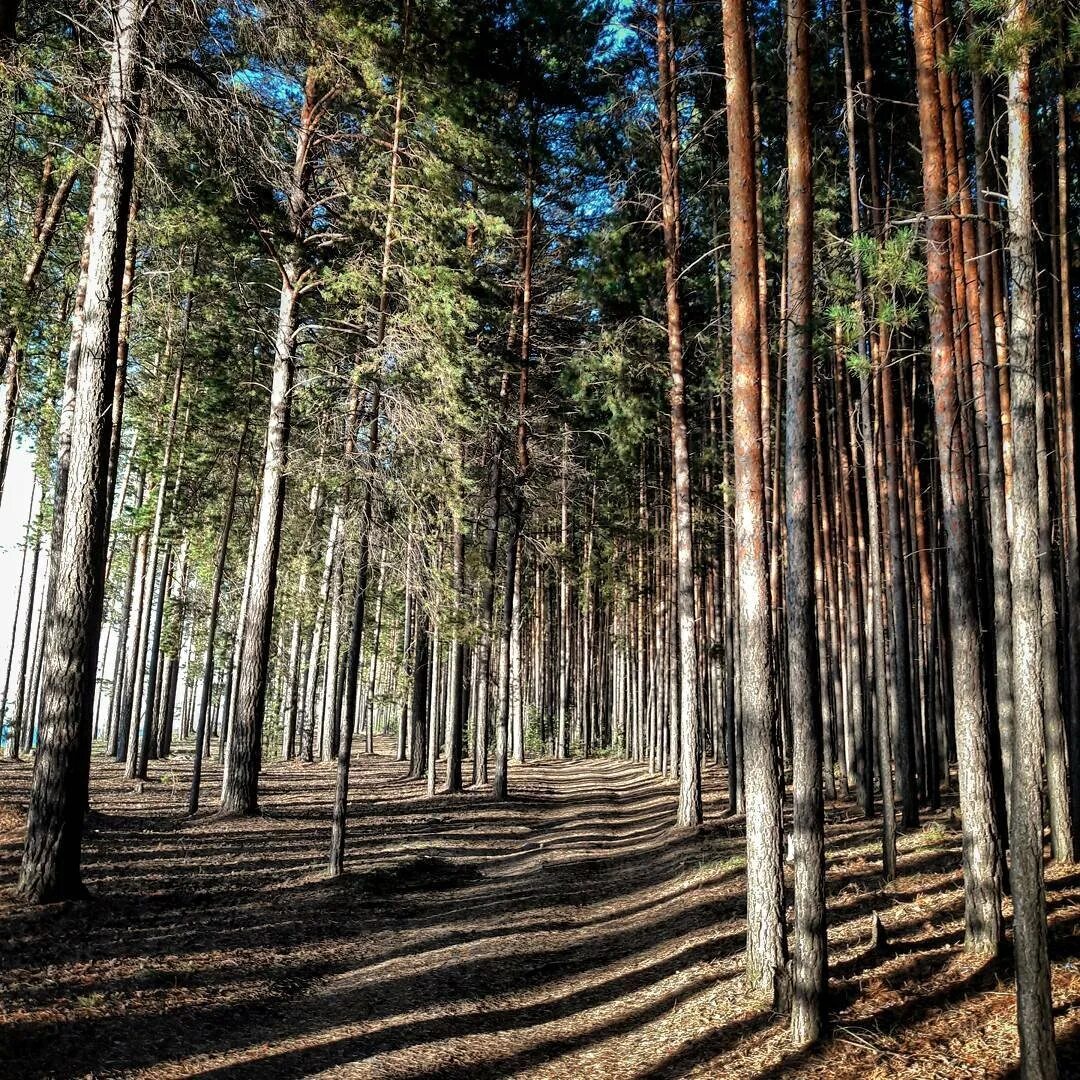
[[2, 741, 1080, 1079]]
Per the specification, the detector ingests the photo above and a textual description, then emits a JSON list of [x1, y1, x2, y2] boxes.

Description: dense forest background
[[1, 0, 1079, 1074]]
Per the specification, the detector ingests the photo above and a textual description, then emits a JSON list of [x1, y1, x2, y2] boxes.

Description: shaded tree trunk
[[1004, 18, 1057, 1072], [443, 520, 466, 792], [17, 0, 141, 902], [557, 424, 572, 759], [189, 419, 248, 814], [494, 140, 536, 802], [785, 0, 825, 1042], [328, 396, 379, 875]]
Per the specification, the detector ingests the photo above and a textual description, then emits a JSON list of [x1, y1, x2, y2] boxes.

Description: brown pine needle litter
[[2, 741, 1078, 1079]]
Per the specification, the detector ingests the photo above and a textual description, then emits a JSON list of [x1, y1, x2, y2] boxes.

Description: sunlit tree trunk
[[656, 0, 701, 828], [913, 0, 1002, 952], [221, 68, 324, 813], [723, 0, 787, 1003], [4, 486, 40, 760]]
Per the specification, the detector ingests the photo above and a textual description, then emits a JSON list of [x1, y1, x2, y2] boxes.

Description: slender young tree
[[3, 484, 40, 759], [494, 142, 536, 803], [131, 352, 184, 781], [557, 424, 572, 759], [188, 419, 248, 814], [328, 398, 379, 876], [443, 514, 467, 793]]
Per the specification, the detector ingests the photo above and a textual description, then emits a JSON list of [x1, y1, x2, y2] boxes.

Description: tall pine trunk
[[722, 0, 787, 1004], [785, 0, 825, 1042], [1004, 14, 1057, 1071], [17, 0, 141, 902], [494, 143, 536, 802], [656, 0, 701, 829], [221, 71, 320, 815], [913, 0, 1002, 952]]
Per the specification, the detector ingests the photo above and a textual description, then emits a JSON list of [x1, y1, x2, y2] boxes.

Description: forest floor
[[1, 742, 1080, 1079]]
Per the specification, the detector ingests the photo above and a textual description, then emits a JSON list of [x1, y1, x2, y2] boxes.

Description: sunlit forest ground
[[2, 743, 1079, 1078]]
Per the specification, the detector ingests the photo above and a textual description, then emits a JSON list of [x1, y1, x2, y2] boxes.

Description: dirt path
[[1, 743, 1079, 1078]]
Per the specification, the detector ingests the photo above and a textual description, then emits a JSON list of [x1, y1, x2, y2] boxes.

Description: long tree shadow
[[2, 746, 1079, 1078], [1, 749, 746, 1076]]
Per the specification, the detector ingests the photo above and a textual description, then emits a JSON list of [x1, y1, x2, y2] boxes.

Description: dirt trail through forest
[[1, 743, 1079, 1078]]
